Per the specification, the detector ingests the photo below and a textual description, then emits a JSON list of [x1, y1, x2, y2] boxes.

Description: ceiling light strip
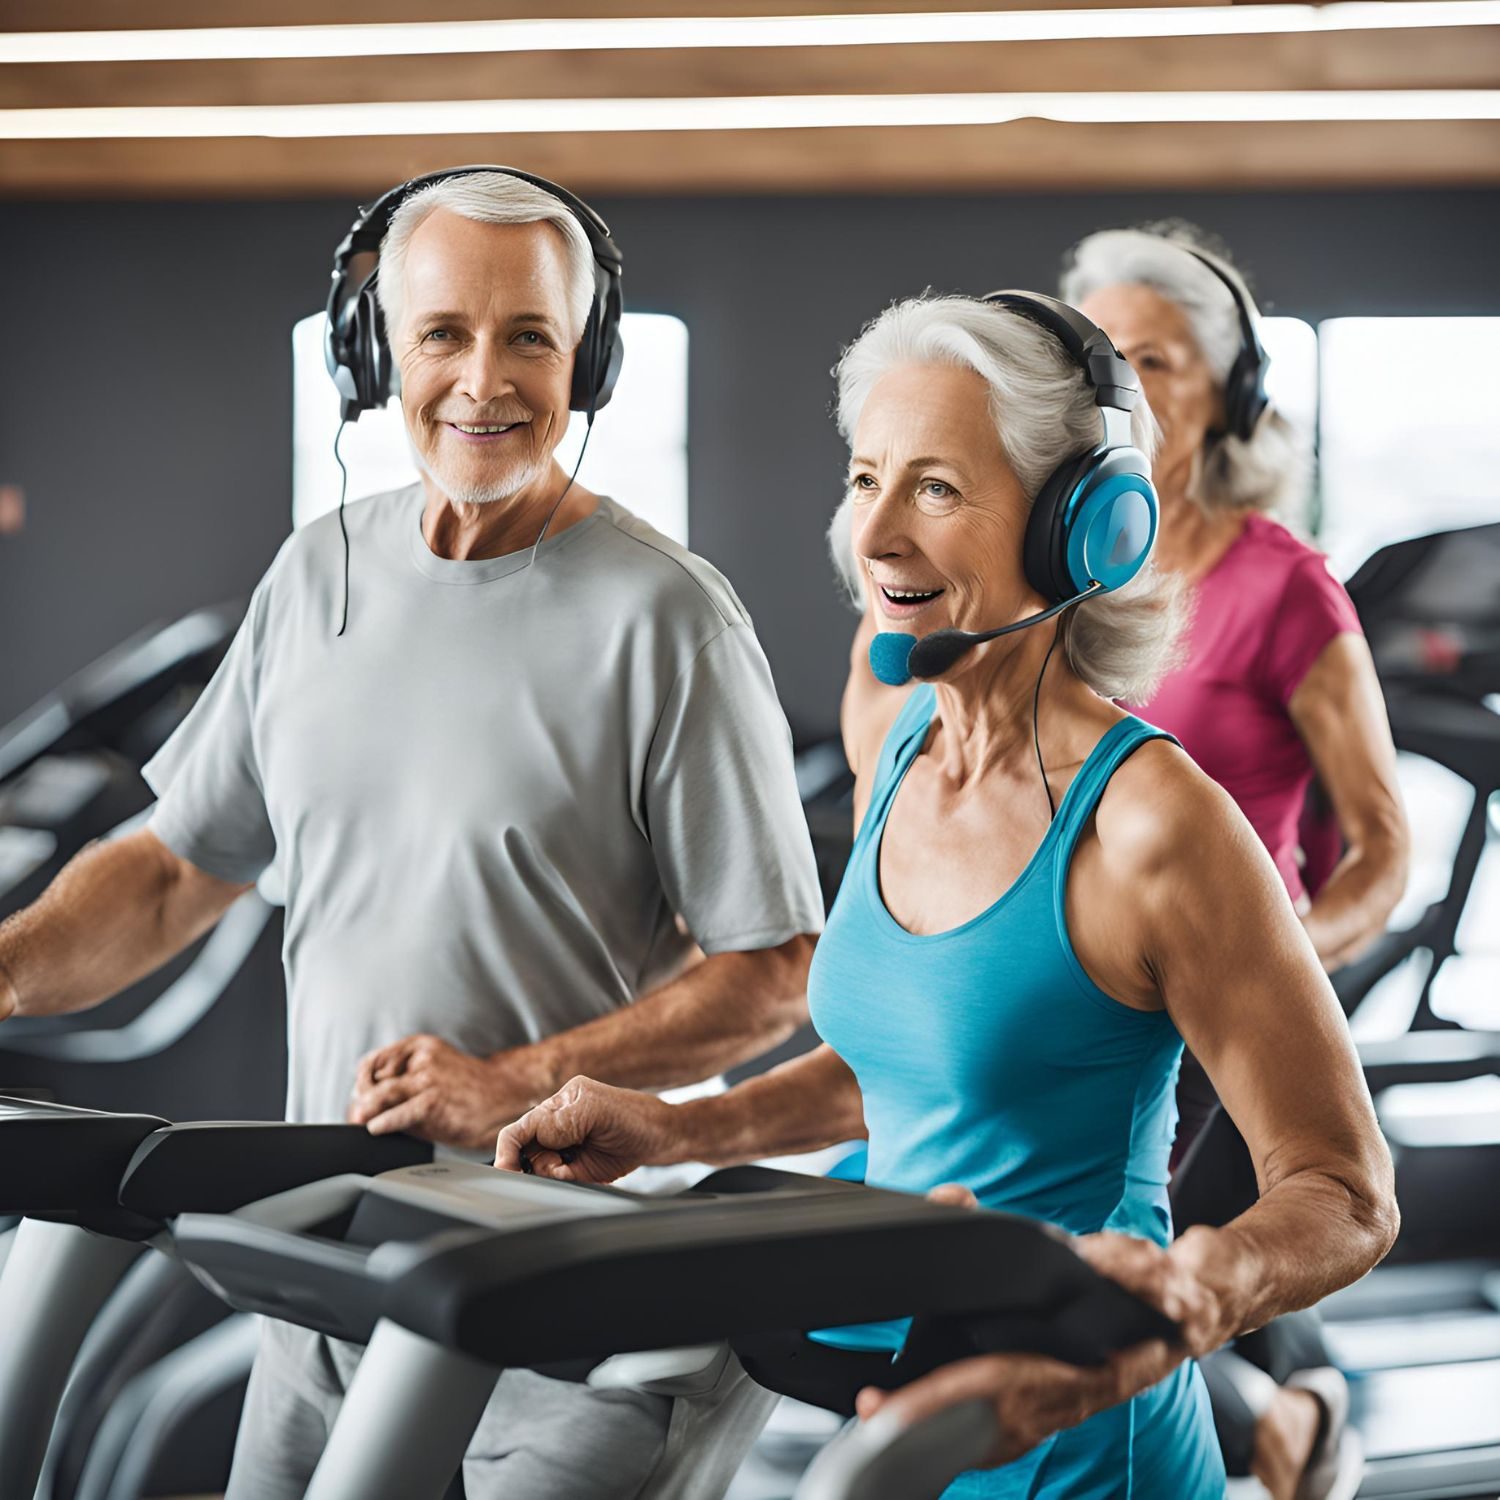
[[5, 91, 1500, 139], [3, 2, 1500, 65]]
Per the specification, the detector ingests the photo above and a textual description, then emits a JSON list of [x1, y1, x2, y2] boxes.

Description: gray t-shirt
[[144, 487, 823, 1124]]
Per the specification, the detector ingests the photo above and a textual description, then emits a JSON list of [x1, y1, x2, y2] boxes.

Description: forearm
[[662, 1045, 866, 1168], [520, 937, 814, 1097], [1172, 1156, 1399, 1350], [1303, 829, 1407, 969], [0, 831, 233, 1019]]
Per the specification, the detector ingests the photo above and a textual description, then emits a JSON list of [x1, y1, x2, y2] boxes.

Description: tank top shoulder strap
[[1052, 716, 1179, 871], [859, 685, 937, 841]]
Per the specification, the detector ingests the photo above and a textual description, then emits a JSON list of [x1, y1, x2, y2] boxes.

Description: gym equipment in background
[[0, 602, 288, 1123], [0, 603, 240, 918], [1334, 521, 1500, 1032]]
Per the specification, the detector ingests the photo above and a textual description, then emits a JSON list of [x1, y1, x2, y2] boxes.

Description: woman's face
[[849, 362, 1034, 653], [1077, 283, 1221, 486]]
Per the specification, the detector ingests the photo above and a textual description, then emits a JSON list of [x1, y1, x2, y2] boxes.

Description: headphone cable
[[334, 418, 352, 637], [1033, 626, 1061, 822], [333, 398, 599, 639], [529, 406, 596, 567]]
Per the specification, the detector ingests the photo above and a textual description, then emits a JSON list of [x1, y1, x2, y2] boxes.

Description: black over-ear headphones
[[1177, 245, 1269, 444], [984, 291, 1158, 607], [325, 165, 625, 424]]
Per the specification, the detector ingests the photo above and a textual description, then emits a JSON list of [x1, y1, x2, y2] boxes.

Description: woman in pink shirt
[[1064, 226, 1409, 1500], [1062, 227, 1407, 967]]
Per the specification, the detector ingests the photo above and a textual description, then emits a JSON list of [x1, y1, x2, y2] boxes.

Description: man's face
[[393, 210, 580, 506]]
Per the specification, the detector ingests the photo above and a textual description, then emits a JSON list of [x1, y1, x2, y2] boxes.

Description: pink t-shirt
[[1129, 514, 1362, 904]]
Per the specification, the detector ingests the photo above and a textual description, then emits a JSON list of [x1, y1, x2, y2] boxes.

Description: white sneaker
[[1287, 1367, 1364, 1500]]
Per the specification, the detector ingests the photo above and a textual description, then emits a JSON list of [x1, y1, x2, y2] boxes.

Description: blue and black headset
[[984, 290, 1158, 607]]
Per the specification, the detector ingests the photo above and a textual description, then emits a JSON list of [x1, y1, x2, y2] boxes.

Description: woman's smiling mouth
[[876, 583, 946, 619]]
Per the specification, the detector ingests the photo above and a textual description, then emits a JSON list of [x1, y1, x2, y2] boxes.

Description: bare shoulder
[[1091, 737, 1258, 886]]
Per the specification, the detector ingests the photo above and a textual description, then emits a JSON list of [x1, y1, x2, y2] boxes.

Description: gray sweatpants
[[225, 1319, 778, 1500]]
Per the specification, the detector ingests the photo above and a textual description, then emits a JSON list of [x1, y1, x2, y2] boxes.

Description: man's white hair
[[1060, 225, 1307, 516], [828, 294, 1185, 704], [376, 171, 596, 345]]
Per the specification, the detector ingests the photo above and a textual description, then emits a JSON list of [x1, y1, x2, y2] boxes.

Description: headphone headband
[[337, 165, 622, 273], [982, 290, 1140, 414], [326, 164, 624, 424], [1176, 244, 1270, 442]]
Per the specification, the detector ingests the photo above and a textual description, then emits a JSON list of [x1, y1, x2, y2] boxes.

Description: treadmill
[[0, 602, 241, 917], [1334, 1033, 1500, 1498], [0, 600, 289, 1125], [0, 604, 299, 1498], [1169, 1033, 1500, 1500], [1334, 521, 1500, 1030], [171, 1158, 1179, 1500], [1324, 525, 1500, 1494], [0, 1093, 429, 1500]]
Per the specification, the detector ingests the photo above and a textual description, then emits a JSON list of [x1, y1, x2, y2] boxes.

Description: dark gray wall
[[3, 188, 1497, 738]]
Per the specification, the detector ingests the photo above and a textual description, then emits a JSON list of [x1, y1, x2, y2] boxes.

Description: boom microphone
[[869, 583, 1102, 686]]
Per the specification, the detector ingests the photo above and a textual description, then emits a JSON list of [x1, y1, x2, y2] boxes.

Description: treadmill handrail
[[0, 1099, 172, 1218], [1360, 1031, 1500, 1091], [119, 1128, 431, 1220], [0, 605, 241, 784], [172, 1165, 1179, 1370], [0, 890, 273, 1063]]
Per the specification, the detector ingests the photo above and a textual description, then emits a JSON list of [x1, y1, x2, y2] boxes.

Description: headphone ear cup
[[1024, 451, 1098, 602], [325, 291, 359, 411], [1222, 346, 1268, 443], [569, 264, 623, 414], [569, 300, 602, 414], [592, 282, 624, 412], [362, 288, 392, 411], [1066, 459, 1158, 595], [337, 285, 383, 415]]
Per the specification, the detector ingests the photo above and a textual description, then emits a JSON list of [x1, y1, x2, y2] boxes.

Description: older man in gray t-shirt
[[0, 170, 823, 1499], [144, 485, 823, 1136]]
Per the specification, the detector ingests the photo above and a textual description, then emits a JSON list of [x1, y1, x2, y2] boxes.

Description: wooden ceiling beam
[[4, 29, 1498, 109], [4, 119, 1498, 197], [0, 0, 1224, 30]]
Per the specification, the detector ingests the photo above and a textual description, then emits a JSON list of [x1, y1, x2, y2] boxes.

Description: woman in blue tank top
[[497, 295, 1398, 1499]]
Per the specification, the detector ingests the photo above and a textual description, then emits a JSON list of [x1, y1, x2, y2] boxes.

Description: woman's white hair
[[829, 294, 1186, 704], [376, 172, 596, 346], [1060, 224, 1306, 516]]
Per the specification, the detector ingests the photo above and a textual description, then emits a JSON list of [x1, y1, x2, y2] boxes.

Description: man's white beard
[[406, 428, 543, 507]]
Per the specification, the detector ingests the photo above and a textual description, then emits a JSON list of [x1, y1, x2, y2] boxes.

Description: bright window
[[291, 311, 690, 544], [1258, 316, 1320, 522], [1317, 317, 1500, 574]]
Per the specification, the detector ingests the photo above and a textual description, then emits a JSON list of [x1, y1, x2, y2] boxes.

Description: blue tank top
[[808, 685, 1224, 1499]]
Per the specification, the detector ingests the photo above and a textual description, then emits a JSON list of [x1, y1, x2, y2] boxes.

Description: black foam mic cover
[[907, 629, 979, 679]]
